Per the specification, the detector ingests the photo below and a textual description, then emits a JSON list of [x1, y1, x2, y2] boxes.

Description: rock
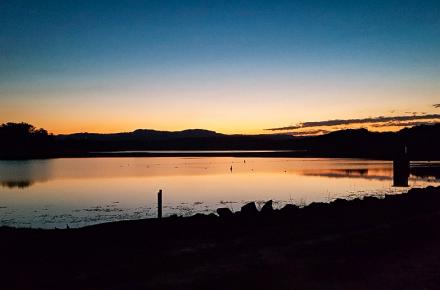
[[261, 200, 274, 215], [384, 194, 398, 200], [189, 213, 218, 221], [332, 198, 348, 206], [279, 204, 299, 215], [190, 213, 207, 219], [207, 213, 218, 219], [363, 196, 378, 201], [362, 196, 379, 205], [307, 202, 327, 210], [217, 207, 234, 218], [241, 202, 259, 217], [305, 202, 328, 214]]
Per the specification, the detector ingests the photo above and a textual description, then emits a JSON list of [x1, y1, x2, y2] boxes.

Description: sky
[[1, 0, 439, 135]]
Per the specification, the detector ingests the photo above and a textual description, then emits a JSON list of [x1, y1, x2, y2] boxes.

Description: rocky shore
[[2, 186, 440, 290]]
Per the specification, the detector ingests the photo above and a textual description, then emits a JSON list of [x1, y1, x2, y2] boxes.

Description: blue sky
[[1, 0, 439, 133]]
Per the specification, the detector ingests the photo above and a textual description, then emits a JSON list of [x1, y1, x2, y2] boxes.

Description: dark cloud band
[[283, 129, 331, 136], [266, 114, 440, 131]]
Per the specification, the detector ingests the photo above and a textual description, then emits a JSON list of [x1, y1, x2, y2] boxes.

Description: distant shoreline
[[2, 123, 440, 161], [0, 150, 306, 160], [0, 150, 310, 160], [2, 150, 440, 161]]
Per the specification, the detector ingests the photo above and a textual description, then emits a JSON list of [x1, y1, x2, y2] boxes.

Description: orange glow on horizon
[[3, 120, 435, 136]]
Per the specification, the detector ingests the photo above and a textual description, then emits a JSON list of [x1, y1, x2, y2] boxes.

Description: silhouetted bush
[[0, 122, 53, 158]]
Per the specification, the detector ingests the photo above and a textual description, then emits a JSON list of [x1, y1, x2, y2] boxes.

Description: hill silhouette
[[56, 128, 223, 141], [295, 124, 440, 159], [53, 128, 296, 154], [0, 122, 439, 159]]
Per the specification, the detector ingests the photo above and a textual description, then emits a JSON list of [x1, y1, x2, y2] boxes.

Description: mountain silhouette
[[53, 128, 296, 154], [296, 124, 440, 159], [0, 122, 439, 159], [56, 129, 225, 142]]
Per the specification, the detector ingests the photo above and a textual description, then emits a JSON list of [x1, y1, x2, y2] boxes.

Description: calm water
[[0, 157, 439, 228]]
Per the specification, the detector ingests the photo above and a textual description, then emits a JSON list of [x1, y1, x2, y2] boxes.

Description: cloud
[[434, 104, 440, 108], [284, 129, 331, 136], [266, 114, 440, 131], [370, 121, 439, 128]]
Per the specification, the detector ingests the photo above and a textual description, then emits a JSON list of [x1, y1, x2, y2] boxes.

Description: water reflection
[[0, 157, 439, 228], [1, 180, 34, 188], [2, 158, 438, 190], [302, 166, 439, 184], [0, 159, 52, 188], [300, 168, 392, 181], [411, 163, 440, 180]]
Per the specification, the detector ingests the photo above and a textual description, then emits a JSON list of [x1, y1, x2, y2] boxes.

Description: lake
[[1, 157, 439, 228]]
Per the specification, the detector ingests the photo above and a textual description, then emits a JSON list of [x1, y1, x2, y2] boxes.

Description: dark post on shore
[[158, 189, 163, 219], [393, 145, 410, 187]]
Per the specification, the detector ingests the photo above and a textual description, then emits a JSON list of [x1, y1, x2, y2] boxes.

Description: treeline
[[294, 124, 440, 160], [0, 122, 439, 160], [0, 123, 54, 159]]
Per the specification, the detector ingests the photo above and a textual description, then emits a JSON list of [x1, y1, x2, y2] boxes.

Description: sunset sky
[[1, 0, 439, 135]]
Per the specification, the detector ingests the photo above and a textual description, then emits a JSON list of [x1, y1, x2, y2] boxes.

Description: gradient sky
[[1, 0, 439, 134]]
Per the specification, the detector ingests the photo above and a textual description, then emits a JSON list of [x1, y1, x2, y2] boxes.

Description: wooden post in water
[[393, 145, 410, 187], [157, 189, 163, 219]]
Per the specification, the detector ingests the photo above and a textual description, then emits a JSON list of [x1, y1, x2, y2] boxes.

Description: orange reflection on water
[[0, 157, 438, 228]]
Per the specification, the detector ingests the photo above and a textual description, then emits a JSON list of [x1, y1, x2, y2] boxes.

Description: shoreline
[[2, 186, 440, 289], [2, 149, 440, 161], [0, 151, 433, 160]]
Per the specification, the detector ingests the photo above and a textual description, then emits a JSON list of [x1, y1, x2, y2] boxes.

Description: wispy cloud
[[370, 121, 438, 128], [266, 114, 440, 132], [284, 129, 331, 136]]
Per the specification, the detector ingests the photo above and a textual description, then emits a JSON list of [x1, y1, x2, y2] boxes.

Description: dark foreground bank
[[2, 186, 440, 290]]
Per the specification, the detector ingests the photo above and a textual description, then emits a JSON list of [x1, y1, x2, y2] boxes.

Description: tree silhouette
[[0, 122, 52, 158]]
